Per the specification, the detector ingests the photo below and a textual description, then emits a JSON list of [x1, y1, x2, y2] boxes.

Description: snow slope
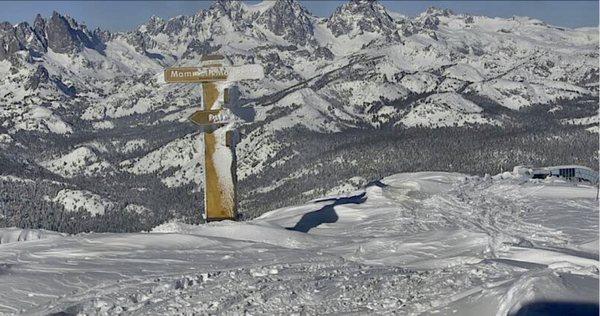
[[41, 146, 114, 178], [119, 133, 203, 187], [52, 189, 115, 216], [0, 171, 597, 315]]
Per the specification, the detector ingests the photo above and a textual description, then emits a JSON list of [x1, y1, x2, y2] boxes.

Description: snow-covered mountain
[[0, 0, 598, 230], [0, 171, 598, 314]]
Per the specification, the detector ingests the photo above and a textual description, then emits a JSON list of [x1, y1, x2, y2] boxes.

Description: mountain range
[[0, 0, 597, 232]]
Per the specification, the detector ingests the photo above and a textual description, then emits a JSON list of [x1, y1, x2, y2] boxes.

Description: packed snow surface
[[0, 172, 597, 315], [0, 228, 66, 244]]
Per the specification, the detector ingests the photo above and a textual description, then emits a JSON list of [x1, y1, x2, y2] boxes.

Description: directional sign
[[163, 55, 263, 223], [164, 67, 228, 83], [188, 109, 229, 126]]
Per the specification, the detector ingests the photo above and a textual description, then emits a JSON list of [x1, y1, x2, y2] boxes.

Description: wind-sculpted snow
[[0, 172, 597, 314]]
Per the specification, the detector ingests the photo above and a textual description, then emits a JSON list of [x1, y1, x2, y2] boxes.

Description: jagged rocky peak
[[208, 0, 255, 34], [14, 22, 32, 41], [34, 14, 45, 30], [33, 14, 48, 48], [424, 7, 454, 17], [0, 22, 23, 61], [93, 27, 112, 43], [0, 16, 52, 62], [162, 15, 189, 35], [141, 15, 166, 35], [126, 15, 168, 53], [47, 11, 79, 53], [415, 7, 455, 30], [327, 0, 398, 37], [254, 0, 316, 46], [46, 11, 103, 54], [210, 0, 245, 19]]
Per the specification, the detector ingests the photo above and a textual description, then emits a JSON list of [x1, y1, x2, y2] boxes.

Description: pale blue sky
[[0, 1, 597, 31]]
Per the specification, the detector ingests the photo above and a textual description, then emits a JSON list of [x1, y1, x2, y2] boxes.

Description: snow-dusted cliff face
[[0, 0, 598, 229]]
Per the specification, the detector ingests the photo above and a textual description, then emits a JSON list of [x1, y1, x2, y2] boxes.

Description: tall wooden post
[[201, 76, 236, 221], [164, 55, 262, 222]]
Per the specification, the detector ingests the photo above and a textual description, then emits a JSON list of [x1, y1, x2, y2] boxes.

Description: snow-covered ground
[[0, 171, 597, 315]]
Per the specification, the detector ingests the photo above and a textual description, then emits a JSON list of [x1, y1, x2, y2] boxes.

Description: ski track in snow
[[0, 172, 597, 315]]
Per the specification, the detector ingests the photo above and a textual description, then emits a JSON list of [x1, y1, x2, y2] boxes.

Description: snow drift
[[0, 171, 597, 315]]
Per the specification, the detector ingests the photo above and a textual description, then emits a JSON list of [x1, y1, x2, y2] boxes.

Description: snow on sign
[[164, 55, 263, 222]]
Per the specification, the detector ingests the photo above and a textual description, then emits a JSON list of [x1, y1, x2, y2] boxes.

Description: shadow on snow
[[286, 191, 367, 233], [510, 301, 599, 316]]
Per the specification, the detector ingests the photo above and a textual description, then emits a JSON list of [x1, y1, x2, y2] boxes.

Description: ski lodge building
[[531, 165, 599, 184]]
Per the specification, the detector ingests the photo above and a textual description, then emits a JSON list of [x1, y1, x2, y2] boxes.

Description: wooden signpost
[[164, 55, 262, 222]]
